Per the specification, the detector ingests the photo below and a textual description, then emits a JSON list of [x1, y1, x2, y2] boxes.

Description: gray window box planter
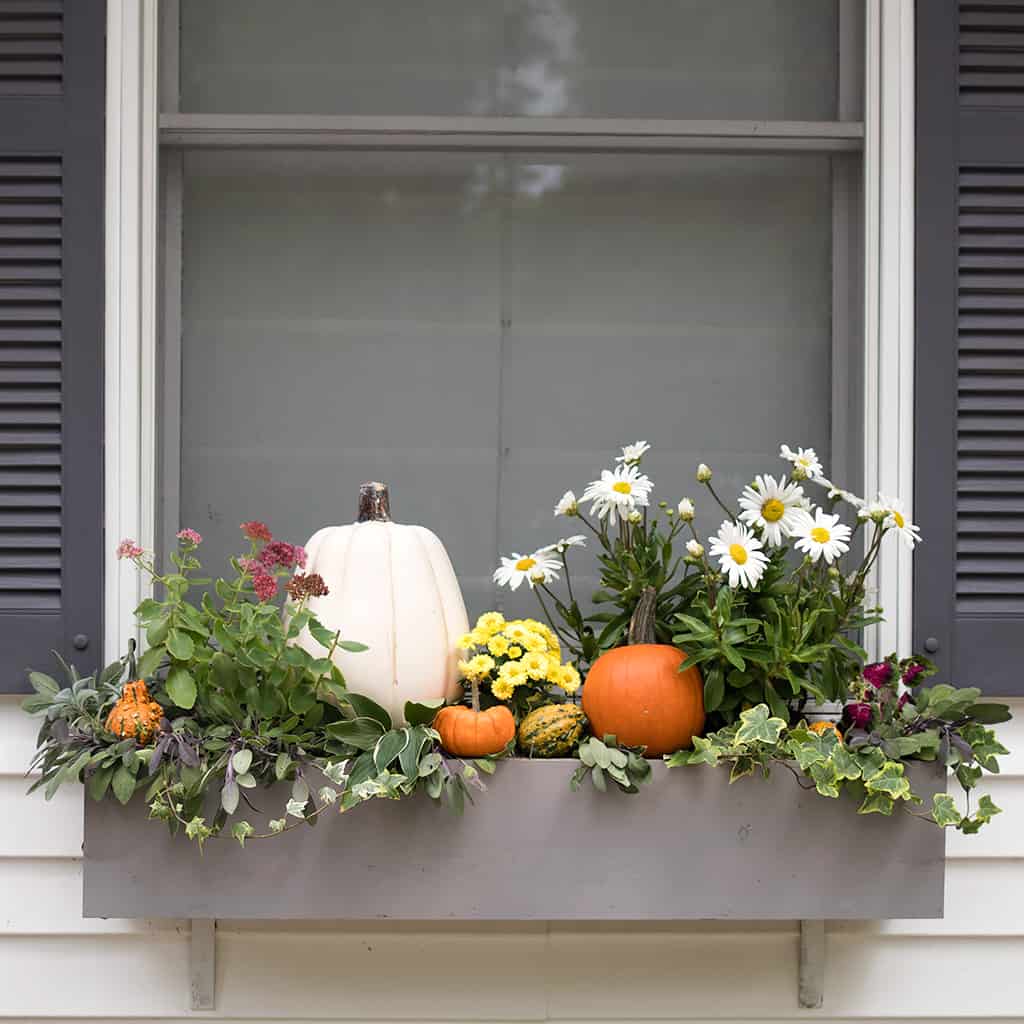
[[83, 759, 945, 921]]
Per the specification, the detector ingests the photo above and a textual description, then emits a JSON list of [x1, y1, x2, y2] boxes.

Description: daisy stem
[[703, 480, 737, 523], [574, 510, 606, 545], [534, 585, 581, 656], [560, 551, 577, 608]]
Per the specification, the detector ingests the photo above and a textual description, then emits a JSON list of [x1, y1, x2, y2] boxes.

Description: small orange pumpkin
[[435, 704, 515, 757], [106, 680, 164, 743], [809, 720, 844, 743], [582, 588, 704, 756], [434, 671, 516, 757]]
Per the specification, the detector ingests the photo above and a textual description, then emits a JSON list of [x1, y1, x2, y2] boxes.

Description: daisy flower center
[[811, 527, 831, 544], [612, 481, 632, 495], [515, 557, 536, 572], [761, 498, 785, 522], [729, 543, 749, 565], [892, 511, 905, 529]]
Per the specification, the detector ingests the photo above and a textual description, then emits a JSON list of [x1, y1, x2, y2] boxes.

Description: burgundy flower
[[844, 702, 873, 728], [902, 663, 925, 687], [258, 540, 303, 571], [116, 538, 144, 560], [863, 661, 893, 689], [176, 527, 202, 546], [252, 571, 278, 602], [241, 520, 273, 543], [286, 572, 329, 601], [897, 692, 910, 710]]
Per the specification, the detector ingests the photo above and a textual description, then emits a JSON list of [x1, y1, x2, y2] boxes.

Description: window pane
[[174, 150, 834, 621], [177, 0, 838, 120]]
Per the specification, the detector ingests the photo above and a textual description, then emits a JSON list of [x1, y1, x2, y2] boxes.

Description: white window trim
[[103, 0, 915, 663]]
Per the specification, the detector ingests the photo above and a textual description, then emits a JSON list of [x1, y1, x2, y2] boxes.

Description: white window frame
[[103, 0, 915, 663]]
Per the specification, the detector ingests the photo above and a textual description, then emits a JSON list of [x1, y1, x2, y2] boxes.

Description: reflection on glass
[[175, 151, 834, 623], [177, 0, 840, 120]]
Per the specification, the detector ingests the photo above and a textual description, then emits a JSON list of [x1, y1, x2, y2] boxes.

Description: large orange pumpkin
[[435, 704, 515, 757], [582, 588, 704, 756]]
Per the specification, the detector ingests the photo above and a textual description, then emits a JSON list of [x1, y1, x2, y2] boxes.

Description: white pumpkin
[[295, 482, 468, 726]]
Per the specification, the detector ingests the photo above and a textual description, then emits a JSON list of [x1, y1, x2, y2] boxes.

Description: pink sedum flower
[[252, 572, 278, 602], [241, 520, 273, 543], [259, 540, 304, 571], [176, 527, 202, 546], [116, 538, 144, 560]]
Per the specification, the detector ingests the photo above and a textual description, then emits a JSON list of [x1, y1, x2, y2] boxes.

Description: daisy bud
[[658, 501, 669, 508], [677, 498, 695, 522], [827, 566, 840, 580], [686, 539, 704, 559], [696, 463, 713, 483], [791, 466, 808, 481], [627, 509, 643, 524]]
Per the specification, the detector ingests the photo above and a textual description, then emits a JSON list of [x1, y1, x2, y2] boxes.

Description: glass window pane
[[173, 150, 837, 622], [177, 0, 838, 120]]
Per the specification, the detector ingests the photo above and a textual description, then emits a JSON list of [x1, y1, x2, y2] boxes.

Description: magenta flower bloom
[[176, 527, 202, 546], [863, 662, 893, 689], [845, 702, 873, 728], [902, 663, 925, 687], [252, 571, 277, 602], [116, 538, 144, 560]]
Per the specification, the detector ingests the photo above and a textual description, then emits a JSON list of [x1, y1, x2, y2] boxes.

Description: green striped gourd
[[517, 703, 586, 758]]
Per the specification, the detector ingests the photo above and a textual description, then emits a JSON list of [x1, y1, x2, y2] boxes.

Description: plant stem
[[703, 480, 737, 523]]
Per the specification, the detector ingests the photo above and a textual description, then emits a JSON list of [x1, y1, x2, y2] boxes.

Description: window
[[159, 1, 865, 622]]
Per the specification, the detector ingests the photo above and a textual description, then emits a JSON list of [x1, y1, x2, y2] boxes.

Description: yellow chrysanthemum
[[521, 650, 550, 680], [463, 654, 495, 682], [457, 633, 476, 652], [559, 664, 581, 695], [487, 634, 510, 657], [498, 660, 528, 688], [491, 678, 516, 700], [506, 645, 523, 660], [475, 611, 506, 636], [503, 622, 531, 644], [470, 627, 491, 646], [521, 631, 548, 654]]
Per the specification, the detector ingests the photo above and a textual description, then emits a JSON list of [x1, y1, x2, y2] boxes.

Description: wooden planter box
[[83, 760, 945, 921]]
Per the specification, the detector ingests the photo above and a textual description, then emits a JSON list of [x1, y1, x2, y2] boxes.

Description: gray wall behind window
[[176, 150, 833, 621]]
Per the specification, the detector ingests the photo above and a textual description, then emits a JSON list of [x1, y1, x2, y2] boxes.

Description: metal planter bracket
[[189, 919, 215, 1010], [799, 919, 826, 1009]]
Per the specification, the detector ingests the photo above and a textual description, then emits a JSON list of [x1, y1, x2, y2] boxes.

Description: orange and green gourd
[[106, 680, 164, 743], [517, 703, 587, 757]]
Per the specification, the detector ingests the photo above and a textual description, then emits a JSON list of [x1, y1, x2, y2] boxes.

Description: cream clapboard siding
[[2, 694, 1024, 1021]]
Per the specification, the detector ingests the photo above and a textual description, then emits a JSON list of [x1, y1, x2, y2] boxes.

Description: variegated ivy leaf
[[687, 735, 721, 767], [231, 820, 254, 847], [735, 704, 786, 746], [317, 786, 338, 805], [809, 761, 840, 798], [285, 797, 308, 818], [829, 744, 862, 781], [858, 791, 895, 815], [864, 762, 912, 801], [323, 760, 350, 786], [729, 756, 755, 783], [931, 793, 963, 828], [268, 818, 286, 833], [975, 794, 1002, 822]]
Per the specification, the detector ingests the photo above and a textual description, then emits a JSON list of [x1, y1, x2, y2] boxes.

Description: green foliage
[[22, 527, 502, 848], [667, 679, 1009, 833], [570, 734, 653, 794]]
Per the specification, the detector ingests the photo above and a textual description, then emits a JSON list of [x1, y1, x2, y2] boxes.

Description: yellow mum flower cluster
[[456, 612, 581, 702]]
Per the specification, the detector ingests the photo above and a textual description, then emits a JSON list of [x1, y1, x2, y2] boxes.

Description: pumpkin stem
[[468, 677, 481, 713], [628, 586, 658, 646], [357, 481, 391, 523], [127, 637, 137, 679]]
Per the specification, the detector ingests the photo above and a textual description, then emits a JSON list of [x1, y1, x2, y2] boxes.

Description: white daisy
[[858, 494, 921, 549], [792, 508, 852, 565], [493, 550, 561, 591], [580, 464, 654, 526], [616, 441, 651, 465], [708, 520, 768, 589], [815, 476, 866, 510], [538, 535, 587, 555], [553, 490, 578, 517], [780, 444, 824, 481], [677, 498, 695, 521], [737, 474, 806, 546]]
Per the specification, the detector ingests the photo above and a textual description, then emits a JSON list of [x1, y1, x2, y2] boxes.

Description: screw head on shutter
[[923, 637, 939, 654], [73, 634, 90, 651]]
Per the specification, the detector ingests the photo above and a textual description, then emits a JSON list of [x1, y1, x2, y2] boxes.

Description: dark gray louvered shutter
[[916, 1, 1024, 694], [0, 0, 104, 692]]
